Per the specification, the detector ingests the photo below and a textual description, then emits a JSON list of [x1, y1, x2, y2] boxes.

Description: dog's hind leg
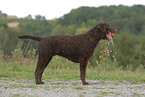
[[80, 59, 89, 85], [35, 54, 52, 84]]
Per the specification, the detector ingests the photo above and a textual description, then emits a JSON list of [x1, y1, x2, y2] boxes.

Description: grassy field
[[0, 56, 144, 84]]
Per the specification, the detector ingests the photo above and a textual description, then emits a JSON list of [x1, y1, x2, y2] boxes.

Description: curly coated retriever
[[18, 23, 117, 85]]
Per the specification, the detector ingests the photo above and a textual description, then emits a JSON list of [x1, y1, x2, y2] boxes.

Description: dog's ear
[[97, 23, 108, 33]]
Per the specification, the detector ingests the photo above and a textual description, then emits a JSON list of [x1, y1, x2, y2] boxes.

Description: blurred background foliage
[[0, 5, 145, 69]]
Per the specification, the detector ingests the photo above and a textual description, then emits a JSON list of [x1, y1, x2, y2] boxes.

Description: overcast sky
[[0, 0, 145, 19]]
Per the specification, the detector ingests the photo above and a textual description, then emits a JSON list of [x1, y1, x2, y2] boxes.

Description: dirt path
[[0, 78, 145, 97]]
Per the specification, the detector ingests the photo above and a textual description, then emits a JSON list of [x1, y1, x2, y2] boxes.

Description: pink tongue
[[106, 34, 113, 40]]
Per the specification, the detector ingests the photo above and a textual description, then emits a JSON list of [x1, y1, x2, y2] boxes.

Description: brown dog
[[18, 23, 117, 85]]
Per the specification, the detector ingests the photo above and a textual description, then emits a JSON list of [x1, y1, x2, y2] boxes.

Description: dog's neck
[[85, 26, 104, 47]]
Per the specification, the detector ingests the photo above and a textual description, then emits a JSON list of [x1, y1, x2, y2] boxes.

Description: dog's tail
[[18, 35, 43, 41]]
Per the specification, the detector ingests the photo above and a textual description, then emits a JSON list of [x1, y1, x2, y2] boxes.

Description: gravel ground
[[0, 78, 145, 97]]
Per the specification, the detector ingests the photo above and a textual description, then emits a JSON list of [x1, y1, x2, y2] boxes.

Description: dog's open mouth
[[106, 27, 117, 45], [106, 31, 114, 45]]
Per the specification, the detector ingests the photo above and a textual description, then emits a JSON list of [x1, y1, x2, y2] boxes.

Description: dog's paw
[[83, 82, 89, 85], [36, 82, 45, 85]]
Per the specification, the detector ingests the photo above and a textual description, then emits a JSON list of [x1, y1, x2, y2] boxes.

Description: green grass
[[0, 56, 145, 84], [87, 68, 145, 83], [73, 86, 84, 90]]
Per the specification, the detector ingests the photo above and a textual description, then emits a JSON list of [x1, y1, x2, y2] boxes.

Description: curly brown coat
[[18, 23, 117, 85]]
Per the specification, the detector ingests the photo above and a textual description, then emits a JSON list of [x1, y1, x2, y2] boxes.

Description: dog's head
[[97, 23, 117, 43]]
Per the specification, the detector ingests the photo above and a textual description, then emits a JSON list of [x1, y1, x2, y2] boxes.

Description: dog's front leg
[[80, 59, 89, 85]]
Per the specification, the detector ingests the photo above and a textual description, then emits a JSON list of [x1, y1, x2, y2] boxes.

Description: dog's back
[[37, 34, 95, 63]]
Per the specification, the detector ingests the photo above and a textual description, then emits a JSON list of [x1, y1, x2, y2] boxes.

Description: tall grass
[[0, 41, 144, 83]]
